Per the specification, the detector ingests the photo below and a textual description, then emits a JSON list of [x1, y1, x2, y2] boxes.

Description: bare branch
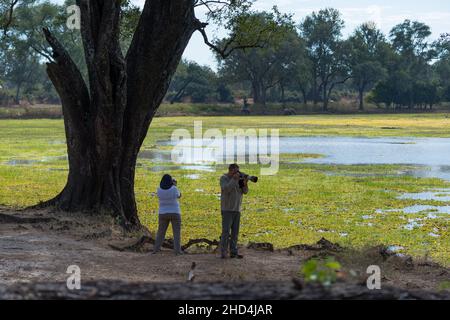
[[30, 44, 53, 61], [194, 0, 231, 8], [2, 0, 19, 36], [43, 27, 69, 61], [195, 20, 264, 59], [43, 27, 90, 115]]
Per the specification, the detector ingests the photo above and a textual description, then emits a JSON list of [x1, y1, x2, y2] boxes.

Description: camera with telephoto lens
[[238, 171, 258, 189]]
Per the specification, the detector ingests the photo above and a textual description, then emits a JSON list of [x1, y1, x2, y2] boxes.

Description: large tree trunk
[[301, 88, 308, 105], [251, 80, 263, 105], [358, 88, 364, 111], [170, 79, 191, 104], [322, 83, 329, 112], [312, 79, 318, 105], [14, 81, 22, 105], [312, 65, 319, 105], [41, 0, 197, 228], [260, 87, 267, 108]]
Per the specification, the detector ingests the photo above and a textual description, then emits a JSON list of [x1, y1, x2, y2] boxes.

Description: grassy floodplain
[[0, 113, 449, 265]]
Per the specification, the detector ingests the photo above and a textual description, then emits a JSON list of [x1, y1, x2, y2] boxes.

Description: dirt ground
[[0, 206, 449, 294]]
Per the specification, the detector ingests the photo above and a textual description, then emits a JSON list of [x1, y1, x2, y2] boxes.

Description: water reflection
[[157, 136, 450, 181], [377, 205, 450, 215]]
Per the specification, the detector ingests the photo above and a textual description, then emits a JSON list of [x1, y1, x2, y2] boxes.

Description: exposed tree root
[[109, 236, 220, 253], [109, 236, 346, 254], [26, 194, 61, 211], [286, 238, 344, 252], [182, 238, 220, 250], [247, 242, 274, 251]]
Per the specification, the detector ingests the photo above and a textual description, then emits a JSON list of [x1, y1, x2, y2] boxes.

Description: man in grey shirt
[[220, 163, 248, 259]]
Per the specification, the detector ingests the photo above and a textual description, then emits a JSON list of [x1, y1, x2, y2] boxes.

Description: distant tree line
[[0, 0, 136, 105], [216, 8, 450, 111], [1, 1, 449, 112]]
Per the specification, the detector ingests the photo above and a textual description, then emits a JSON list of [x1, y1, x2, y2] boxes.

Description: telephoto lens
[[238, 171, 258, 188]]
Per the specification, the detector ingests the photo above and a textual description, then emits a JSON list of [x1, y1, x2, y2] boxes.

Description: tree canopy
[[1, 2, 449, 112]]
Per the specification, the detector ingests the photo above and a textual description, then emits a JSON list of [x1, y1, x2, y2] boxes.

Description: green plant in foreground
[[438, 281, 450, 292], [301, 257, 342, 286]]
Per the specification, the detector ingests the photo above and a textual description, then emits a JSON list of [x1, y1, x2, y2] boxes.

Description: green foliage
[[438, 281, 450, 292], [204, 0, 255, 26], [0, 0, 35, 34], [218, 9, 304, 106], [0, 0, 82, 104], [1, 3, 450, 109], [301, 257, 342, 286], [168, 60, 221, 103], [348, 22, 388, 109], [299, 8, 350, 109], [433, 34, 450, 102], [120, 0, 140, 53], [390, 20, 432, 58], [370, 19, 442, 109]]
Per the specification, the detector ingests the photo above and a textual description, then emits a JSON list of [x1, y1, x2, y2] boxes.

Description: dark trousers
[[220, 210, 241, 256], [154, 214, 182, 254]]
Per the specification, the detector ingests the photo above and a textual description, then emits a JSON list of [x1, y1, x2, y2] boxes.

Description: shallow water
[[398, 190, 450, 202], [279, 137, 450, 167], [6, 159, 39, 165], [6, 136, 450, 181], [403, 219, 424, 230], [159, 136, 450, 180], [146, 165, 215, 173], [377, 205, 450, 215], [6, 155, 67, 166]]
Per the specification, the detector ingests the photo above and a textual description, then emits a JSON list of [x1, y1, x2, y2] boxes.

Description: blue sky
[[52, 0, 450, 69]]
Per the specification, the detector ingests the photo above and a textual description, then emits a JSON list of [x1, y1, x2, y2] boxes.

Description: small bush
[[300, 257, 342, 287]]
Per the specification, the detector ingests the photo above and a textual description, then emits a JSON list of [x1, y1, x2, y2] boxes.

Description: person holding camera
[[219, 163, 250, 259], [153, 174, 184, 255]]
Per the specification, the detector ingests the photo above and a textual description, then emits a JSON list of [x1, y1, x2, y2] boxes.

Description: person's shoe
[[175, 250, 185, 256], [230, 254, 244, 259]]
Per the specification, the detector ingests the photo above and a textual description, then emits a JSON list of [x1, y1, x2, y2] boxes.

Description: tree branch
[[194, 0, 231, 7], [327, 75, 352, 100], [195, 20, 264, 59], [2, 0, 19, 36], [43, 27, 90, 119]]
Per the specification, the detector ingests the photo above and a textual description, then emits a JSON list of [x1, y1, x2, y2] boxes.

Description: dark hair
[[160, 174, 174, 190], [228, 163, 239, 171]]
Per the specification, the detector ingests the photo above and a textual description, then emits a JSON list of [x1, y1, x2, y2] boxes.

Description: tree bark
[[358, 88, 365, 111], [170, 79, 192, 104], [312, 78, 318, 105], [322, 82, 328, 111], [280, 83, 285, 106], [312, 64, 319, 105], [251, 79, 268, 110], [251, 80, 262, 105], [14, 82, 22, 105], [301, 88, 308, 105], [40, 0, 197, 228], [260, 86, 267, 109]]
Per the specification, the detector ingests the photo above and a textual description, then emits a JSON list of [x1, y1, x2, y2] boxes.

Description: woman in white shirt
[[153, 174, 183, 255]]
